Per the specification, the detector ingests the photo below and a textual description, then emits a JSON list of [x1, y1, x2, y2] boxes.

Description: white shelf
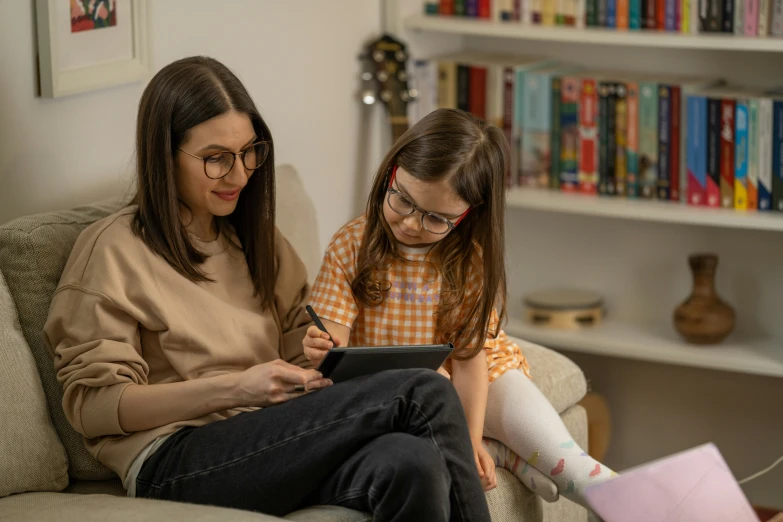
[[505, 187, 783, 232], [405, 14, 783, 53], [505, 318, 783, 378]]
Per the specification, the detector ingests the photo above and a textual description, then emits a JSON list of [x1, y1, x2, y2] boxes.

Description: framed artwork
[[35, 0, 150, 98]]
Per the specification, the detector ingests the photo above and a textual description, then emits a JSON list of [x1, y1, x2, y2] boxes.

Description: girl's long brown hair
[[131, 56, 277, 309], [353, 109, 509, 359]]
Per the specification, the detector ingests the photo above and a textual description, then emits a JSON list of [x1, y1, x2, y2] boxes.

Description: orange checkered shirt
[[310, 216, 530, 383]]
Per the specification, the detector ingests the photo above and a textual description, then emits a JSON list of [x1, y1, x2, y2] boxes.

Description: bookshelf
[[505, 318, 783, 378], [506, 188, 783, 232], [404, 14, 783, 53]]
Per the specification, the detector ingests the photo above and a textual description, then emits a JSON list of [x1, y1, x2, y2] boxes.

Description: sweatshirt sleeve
[[273, 230, 314, 369], [44, 287, 149, 438]]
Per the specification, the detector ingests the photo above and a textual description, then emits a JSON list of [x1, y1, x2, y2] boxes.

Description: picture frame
[[35, 0, 150, 98]]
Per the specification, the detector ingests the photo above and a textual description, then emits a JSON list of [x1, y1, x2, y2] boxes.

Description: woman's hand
[[303, 325, 339, 367], [235, 359, 332, 407], [475, 441, 498, 491]]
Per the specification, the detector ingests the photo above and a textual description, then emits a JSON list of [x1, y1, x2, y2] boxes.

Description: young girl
[[304, 108, 616, 507]]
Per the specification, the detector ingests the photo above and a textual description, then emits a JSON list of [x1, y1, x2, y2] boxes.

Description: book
[[627, 81, 641, 198], [773, 100, 783, 210], [658, 85, 672, 200], [630, 0, 643, 26], [747, 98, 759, 210], [598, 82, 614, 195], [720, 98, 735, 208], [579, 78, 600, 195], [746, 0, 759, 34], [723, 0, 735, 31], [457, 64, 471, 112], [469, 66, 488, 120], [560, 76, 581, 192], [639, 82, 659, 198], [616, 83, 629, 196], [687, 94, 708, 206], [670, 85, 682, 201], [437, 61, 458, 109], [734, 99, 749, 210], [707, 97, 722, 207], [758, 97, 773, 210], [551, 77, 563, 189]]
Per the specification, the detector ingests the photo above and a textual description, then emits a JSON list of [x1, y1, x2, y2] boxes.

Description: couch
[[0, 165, 589, 521]]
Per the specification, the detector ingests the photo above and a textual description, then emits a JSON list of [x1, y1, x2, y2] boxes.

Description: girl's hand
[[475, 442, 498, 491], [303, 325, 340, 366], [235, 359, 332, 407]]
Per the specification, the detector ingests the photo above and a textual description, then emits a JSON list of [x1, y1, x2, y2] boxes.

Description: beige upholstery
[[0, 164, 589, 521], [0, 271, 69, 497]]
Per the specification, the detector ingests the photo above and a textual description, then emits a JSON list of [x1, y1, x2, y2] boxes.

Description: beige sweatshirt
[[43, 209, 312, 482]]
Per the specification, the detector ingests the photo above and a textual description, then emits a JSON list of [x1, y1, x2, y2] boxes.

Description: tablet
[[316, 343, 454, 383]]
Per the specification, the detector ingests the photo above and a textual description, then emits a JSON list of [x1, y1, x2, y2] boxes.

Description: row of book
[[424, 0, 783, 36], [408, 53, 783, 212]]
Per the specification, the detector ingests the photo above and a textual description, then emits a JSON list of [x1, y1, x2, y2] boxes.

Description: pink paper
[[585, 443, 758, 522]]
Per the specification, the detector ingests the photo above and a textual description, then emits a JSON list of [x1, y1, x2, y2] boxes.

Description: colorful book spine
[[560, 77, 581, 192], [521, 70, 555, 188], [425, 2, 441, 14], [670, 86, 682, 201], [758, 98, 773, 210], [657, 0, 666, 29], [746, 0, 759, 34], [691, 0, 700, 31], [665, 0, 677, 29], [579, 79, 600, 194], [643, 0, 656, 26], [734, 100, 749, 209], [773, 100, 783, 210], [479, 0, 492, 17], [598, 82, 611, 195], [618, 0, 630, 26], [706, 98, 722, 207], [469, 66, 487, 120], [606, 84, 619, 195], [543, 0, 558, 23], [437, 61, 457, 110], [772, 0, 783, 35], [687, 95, 708, 206], [599, 0, 609, 25], [587, 0, 599, 23], [550, 78, 563, 189], [639, 82, 659, 198], [532, 0, 544, 22], [705, 0, 724, 30], [608, 0, 618, 25], [682, 0, 690, 31], [457, 65, 470, 112], [439, 0, 455, 15], [466, 0, 478, 17], [616, 83, 629, 195], [720, 98, 735, 208], [759, 0, 771, 34], [658, 86, 671, 200], [735, 0, 746, 33], [630, 0, 643, 26], [723, 0, 735, 30], [748, 98, 759, 210], [627, 81, 640, 198], [455, 0, 467, 15]]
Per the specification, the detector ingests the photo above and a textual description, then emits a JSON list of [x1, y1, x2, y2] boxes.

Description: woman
[[44, 56, 491, 522]]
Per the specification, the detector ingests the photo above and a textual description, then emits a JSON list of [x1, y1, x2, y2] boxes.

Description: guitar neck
[[390, 115, 409, 144]]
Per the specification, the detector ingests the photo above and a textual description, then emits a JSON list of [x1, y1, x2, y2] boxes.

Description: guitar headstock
[[359, 34, 416, 143]]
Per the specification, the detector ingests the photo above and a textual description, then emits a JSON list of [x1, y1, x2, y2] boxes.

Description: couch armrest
[[508, 336, 588, 414]]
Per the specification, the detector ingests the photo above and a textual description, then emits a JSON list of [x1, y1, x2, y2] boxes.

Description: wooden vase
[[673, 254, 735, 345]]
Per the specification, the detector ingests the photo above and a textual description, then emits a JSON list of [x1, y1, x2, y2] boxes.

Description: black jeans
[[135, 369, 491, 522]]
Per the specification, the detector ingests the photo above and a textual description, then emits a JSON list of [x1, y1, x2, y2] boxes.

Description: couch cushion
[[0, 270, 69, 497], [512, 337, 588, 415], [0, 492, 288, 522], [0, 199, 125, 481], [275, 164, 322, 285]]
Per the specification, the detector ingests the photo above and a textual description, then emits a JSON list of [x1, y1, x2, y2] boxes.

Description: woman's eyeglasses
[[179, 141, 270, 179]]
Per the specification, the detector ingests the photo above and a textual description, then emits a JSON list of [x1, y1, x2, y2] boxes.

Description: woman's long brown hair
[[353, 108, 509, 359], [131, 56, 277, 309]]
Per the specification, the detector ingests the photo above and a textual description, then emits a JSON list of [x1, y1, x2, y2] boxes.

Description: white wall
[[0, 0, 383, 250]]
